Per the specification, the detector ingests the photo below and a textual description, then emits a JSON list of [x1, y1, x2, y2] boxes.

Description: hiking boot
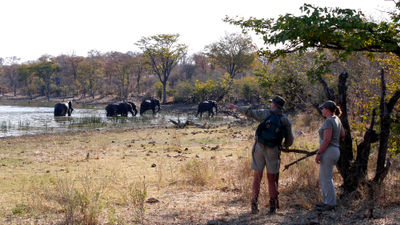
[[268, 198, 278, 214], [251, 198, 259, 214], [317, 204, 336, 211]]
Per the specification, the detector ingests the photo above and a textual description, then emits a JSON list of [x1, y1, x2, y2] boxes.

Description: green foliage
[[136, 34, 187, 103], [232, 75, 260, 102], [205, 33, 256, 78], [225, 2, 400, 79], [378, 54, 400, 157], [172, 81, 195, 102], [254, 55, 311, 111], [154, 81, 173, 101], [77, 58, 103, 98], [193, 73, 232, 102]]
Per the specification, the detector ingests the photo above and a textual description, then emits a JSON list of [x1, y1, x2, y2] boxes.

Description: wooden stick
[[282, 149, 319, 171]]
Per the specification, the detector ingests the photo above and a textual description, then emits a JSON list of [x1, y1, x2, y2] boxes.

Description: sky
[[0, 0, 396, 63]]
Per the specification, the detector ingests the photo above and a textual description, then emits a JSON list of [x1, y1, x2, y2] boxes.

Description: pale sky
[[0, 0, 395, 63]]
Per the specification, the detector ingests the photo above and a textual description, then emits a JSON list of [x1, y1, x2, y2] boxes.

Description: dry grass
[[0, 118, 398, 224]]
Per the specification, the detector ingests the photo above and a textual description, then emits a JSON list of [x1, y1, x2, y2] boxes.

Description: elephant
[[140, 99, 160, 115], [54, 101, 73, 116], [196, 100, 217, 117], [106, 102, 137, 117]]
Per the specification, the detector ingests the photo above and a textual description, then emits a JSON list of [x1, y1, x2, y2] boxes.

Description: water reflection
[[0, 105, 233, 137]]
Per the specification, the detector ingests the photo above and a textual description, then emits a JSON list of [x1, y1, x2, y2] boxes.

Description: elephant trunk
[[133, 108, 137, 116]]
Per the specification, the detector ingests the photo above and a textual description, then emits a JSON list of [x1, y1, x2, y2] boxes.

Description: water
[[0, 105, 232, 137]]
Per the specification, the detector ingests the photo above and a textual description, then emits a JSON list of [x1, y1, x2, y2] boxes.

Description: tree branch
[[282, 149, 318, 171]]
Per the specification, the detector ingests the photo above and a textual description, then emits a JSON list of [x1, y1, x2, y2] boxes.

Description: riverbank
[[0, 94, 199, 112], [0, 121, 399, 224]]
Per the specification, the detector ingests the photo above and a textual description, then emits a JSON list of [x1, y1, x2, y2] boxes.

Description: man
[[228, 96, 294, 214]]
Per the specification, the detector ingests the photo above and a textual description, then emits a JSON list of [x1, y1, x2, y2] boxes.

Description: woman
[[315, 100, 345, 211]]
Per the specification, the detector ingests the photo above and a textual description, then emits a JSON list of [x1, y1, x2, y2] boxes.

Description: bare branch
[[281, 148, 316, 155], [282, 149, 319, 171]]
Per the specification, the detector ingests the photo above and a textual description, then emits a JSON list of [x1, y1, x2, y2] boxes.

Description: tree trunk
[[343, 110, 378, 193], [374, 70, 400, 183], [162, 80, 167, 103], [336, 72, 354, 188]]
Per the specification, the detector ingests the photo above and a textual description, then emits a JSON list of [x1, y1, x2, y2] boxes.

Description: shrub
[[193, 73, 232, 102], [172, 81, 195, 102], [181, 159, 210, 186]]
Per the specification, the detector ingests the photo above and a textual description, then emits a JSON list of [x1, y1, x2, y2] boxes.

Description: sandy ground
[[0, 95, 399, 224]]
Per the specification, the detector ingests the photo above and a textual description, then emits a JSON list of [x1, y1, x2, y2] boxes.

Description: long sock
[[252, 170, 264, 200]]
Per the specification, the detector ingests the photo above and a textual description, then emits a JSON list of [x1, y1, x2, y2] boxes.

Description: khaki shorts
[[250, 141, 280, 174]]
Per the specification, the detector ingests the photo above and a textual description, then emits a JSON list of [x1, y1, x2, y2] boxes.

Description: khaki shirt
[[237, 106, 294, 147]]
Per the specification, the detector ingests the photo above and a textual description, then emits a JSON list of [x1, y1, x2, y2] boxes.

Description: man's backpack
[[255, 111, 284, 147]]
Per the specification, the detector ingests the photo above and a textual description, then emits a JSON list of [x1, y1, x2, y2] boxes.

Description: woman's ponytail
[[335, 105, 342, 117]]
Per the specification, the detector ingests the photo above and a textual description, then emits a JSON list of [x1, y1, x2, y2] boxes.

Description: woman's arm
[[315, 128, 332, 164]]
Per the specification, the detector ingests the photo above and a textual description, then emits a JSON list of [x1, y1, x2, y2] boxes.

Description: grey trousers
[[319, 146, 340, 206]]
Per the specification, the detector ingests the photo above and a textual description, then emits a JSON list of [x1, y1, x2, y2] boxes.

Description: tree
[[204, 33, 256, 79], [22, 57, 61, 101], [77, 54, 103, 99], [136, 34, 187, 103], [2, 57, 20, 96], [227, 2, 400, 197]]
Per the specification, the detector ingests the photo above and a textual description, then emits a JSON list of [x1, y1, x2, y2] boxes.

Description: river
[[0, 105, 228, 137]]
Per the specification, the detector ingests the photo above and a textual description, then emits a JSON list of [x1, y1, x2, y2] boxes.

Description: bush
[[233, 76, 261, 103], [181, 159, 210, 186], [172, 81, 195, 102], [193, 73, 232, 102]]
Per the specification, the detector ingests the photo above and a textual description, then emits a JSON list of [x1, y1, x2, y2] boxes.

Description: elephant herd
[[54, 99, 217, 118]]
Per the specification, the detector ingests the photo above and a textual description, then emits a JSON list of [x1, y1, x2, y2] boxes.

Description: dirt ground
[[0, 95, 399, 224]]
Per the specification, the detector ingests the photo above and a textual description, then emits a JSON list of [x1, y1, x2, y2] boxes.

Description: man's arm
[[237, 106, 271, 122], [282, 117, 294, 147]]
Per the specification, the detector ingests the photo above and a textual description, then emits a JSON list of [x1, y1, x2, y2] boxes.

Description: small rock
[[184, 147, 189, 151], [226, 154, 233, 157], [210, 156, 215, 160], [146, 197, 159, 203], [210, 145, 219, 151], [151, 163, 156, 167], [196, 154, 200, 158], [111, 140, 115, 143]]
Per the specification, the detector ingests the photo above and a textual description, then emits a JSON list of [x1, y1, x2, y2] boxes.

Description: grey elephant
[[54, 101, 73, 116], [140, 99, 160, 115], [196, 100, 217, 117], [106, 102, 137, 117]]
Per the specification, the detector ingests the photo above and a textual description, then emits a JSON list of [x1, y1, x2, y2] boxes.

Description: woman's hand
[[315, 153, 321, 164]]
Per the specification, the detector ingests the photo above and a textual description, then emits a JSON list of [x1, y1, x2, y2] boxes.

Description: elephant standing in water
[[106, 102, 137, 117], [196, 100, 217, 117], [54, 101, 73, 116], [140, 99, 160, 115]]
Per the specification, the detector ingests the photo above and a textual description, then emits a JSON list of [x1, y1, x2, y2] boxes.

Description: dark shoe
[[315, 202, 326, 208], [268, 198, 277, 214], [251, 198, 259, 214], [317, 204, 336, 211]]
